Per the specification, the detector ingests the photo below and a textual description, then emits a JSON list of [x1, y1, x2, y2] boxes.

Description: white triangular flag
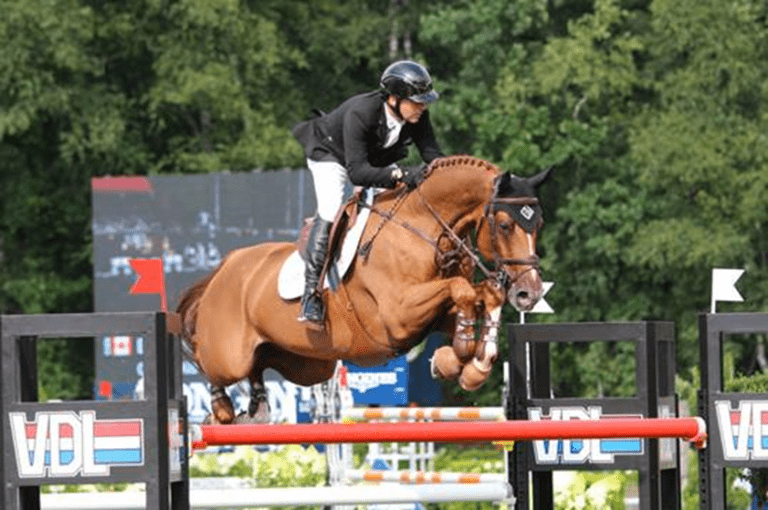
[[520, 282, 554, 324], [711, 268, 744, 313], [530, 281, 554, 314]]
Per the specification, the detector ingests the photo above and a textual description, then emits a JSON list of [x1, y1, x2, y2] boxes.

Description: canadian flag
[[111, 336, 133, 357]]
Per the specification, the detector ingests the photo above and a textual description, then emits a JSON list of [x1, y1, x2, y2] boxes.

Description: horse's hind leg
[[236, 343, 337, 424], [237, 372, 270, 424], [205, 378, 270, 425], [207, 386, 236, 424]]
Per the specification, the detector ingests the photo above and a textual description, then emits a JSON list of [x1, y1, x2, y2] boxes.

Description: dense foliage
[[2, 1, 768, 500]]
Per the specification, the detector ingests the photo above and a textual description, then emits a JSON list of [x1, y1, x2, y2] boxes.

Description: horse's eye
[[499, 221, 512, 232]]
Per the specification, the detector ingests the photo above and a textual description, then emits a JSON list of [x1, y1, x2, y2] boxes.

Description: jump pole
[[345, 469, 506, 484], [192, 417, 707, 450], [41, 484, 513, 509]]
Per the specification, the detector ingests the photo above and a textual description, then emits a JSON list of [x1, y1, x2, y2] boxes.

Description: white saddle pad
[[278, 188, 374, 300]]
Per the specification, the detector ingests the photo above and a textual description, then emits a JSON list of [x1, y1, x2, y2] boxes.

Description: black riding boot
[[299, 217, 332, 328]]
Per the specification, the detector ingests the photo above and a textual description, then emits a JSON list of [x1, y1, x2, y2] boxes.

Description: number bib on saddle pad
[[277, 188, 374, 300]]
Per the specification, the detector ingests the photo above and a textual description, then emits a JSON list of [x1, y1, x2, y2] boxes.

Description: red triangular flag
[[129, 258, 167, 311]]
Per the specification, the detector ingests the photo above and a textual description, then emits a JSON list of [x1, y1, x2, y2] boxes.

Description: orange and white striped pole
[[341, 406, 505, 422]]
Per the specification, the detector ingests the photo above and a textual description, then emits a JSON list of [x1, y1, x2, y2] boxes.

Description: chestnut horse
[[176, 155, 550, 423]]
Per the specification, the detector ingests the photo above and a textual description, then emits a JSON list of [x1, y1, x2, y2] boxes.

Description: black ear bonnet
[[492, 172, 545, 233]]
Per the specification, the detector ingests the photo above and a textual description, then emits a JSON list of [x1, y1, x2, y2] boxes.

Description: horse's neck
[[417, 165, 496, 230]]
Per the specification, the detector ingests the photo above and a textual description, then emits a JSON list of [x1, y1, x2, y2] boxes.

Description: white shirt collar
[[383, 103, 405, 148]]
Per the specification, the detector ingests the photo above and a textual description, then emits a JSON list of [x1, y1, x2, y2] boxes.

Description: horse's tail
[[175, 255, 230, 349]]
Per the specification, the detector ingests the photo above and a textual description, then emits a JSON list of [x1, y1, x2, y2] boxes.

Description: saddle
[[297, 189, 365, 291]]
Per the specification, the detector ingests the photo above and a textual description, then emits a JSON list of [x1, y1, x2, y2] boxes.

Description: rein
[[358, 188, 490, 280], [358, 183, 541, 292], [358, 186, 434, 260], [415, 192, 494, 280]]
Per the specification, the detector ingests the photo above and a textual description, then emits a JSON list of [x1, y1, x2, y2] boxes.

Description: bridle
[[358, 175, 542, 293], [479, 194, 541, 291]]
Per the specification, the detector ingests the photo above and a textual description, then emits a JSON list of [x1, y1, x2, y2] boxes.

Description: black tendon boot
[[298, 217, 332, 328]]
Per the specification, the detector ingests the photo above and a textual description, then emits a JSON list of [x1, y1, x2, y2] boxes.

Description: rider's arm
[[343, 108, 401, 188]]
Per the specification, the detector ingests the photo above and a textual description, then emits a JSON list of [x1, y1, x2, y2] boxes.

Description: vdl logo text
[[528, 406, 644, 465], [715, 400, 768, 461], [10, 410, 144, 478]]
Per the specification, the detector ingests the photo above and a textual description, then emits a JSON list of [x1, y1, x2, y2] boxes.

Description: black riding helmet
[[380, 60, 439, 104]]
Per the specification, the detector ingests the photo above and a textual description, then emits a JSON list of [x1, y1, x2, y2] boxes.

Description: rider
[[291, 60, 444, 328]]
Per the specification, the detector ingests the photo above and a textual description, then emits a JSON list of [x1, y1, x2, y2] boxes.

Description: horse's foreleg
[[390, 276, 478, 335], [431, 345, 463, 381], [459, 305, 502, 391], [452, 308, 478, 359], [392, 276, 478, 383]]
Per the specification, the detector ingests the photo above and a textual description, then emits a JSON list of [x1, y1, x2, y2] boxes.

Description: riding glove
[[400, 164, 427, 189]]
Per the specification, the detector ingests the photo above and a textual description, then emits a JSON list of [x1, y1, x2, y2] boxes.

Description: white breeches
[[307, 158, 350, 222]]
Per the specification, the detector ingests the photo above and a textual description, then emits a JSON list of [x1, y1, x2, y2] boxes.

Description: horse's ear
[[494, 171, 513, 196], [529, 167, 553, 188]]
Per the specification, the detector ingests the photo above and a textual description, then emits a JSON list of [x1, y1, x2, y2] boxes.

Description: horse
[[176, 155, 551, 424]]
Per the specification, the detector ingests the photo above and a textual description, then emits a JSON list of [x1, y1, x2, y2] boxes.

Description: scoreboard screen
[[91, 169, 440, 422]]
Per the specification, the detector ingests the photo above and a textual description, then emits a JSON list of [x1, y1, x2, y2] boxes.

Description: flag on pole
[[710, 268, 744, 314], [129, 258, 167, 311], [520, 282, 554, 324], [530, 282, 555, 314]]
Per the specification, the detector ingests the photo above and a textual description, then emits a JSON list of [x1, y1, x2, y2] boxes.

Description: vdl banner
[[527, 404, 678, 467], [714, 399, 768, 461], [8, 408, 184, 480]]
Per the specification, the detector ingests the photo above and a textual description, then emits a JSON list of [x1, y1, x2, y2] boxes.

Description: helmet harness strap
[[388, 95, 405, 122]]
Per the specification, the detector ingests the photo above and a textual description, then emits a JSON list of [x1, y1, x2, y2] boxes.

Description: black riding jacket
[[291, 91, 443, 188]]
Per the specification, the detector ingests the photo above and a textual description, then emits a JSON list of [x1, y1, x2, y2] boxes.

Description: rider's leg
[[299, 216, 332, 325], [299, 158, 348, 327]]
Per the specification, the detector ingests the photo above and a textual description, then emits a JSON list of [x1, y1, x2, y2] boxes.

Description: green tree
[[0, 0, 397, 397], [618, 0, 768, 376]]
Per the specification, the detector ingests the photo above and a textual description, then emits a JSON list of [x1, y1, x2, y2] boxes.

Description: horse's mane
[[372, 156, 500, 203], [425, 154, 501, 179]]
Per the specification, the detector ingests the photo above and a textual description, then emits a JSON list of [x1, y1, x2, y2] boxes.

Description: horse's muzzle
[[509, 286, 543, 312], [506, 271, 543, 312]]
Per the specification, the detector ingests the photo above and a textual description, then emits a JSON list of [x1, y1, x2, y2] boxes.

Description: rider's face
[[390, 97, 427, 123], [400, 98, 427, 123]]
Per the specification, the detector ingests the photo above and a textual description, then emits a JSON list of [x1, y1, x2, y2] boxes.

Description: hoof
[[252, 404, 271, 423], [234, 412, 260, 424], [459, 359, 492, 391], [452, 338, 477, 359], [237, 399, 271, 424], [211, 395, 236, 424], [431, 346, 463, 381]]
